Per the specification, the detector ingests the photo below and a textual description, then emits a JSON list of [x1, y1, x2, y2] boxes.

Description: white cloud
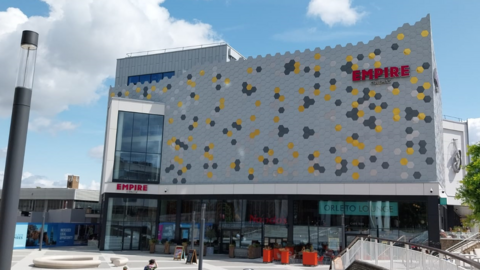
[[88, 145, 104, 160], [77, 180, 100, 190], [307, 0, 365, 27], [21, 171, 65, 188], [468, 118, 480, 145], [88, 180, 100, 190], [28, 117, 78, 134], [0, 171, 100, 190], [0, 0, 220, 118], [0, 147, 6, 159]]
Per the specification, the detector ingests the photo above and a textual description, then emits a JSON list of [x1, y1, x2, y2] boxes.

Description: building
[[99, 15, 471, 252], [67, 175, 80, 189], [0, 188, 100, 222]]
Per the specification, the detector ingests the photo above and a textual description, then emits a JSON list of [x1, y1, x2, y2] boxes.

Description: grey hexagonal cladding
[[303, 96, 316, 109], [391, 43, 399, 50], [110, 15, 441, 184], [278, 125, 290, 137]]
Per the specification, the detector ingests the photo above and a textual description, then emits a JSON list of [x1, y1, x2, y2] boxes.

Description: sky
[[0, 0, 479, 190]]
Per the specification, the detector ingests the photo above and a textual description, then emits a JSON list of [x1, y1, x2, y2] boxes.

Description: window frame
[[127, 71, 175, 86], [112, 110, 165, 184]]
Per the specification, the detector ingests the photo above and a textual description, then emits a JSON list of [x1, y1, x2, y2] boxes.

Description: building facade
[[100, 15, 465, 252]]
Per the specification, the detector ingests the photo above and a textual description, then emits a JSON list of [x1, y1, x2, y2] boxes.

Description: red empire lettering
[[390, 67, 399, 77], [116, 184, 121, 190], [128, 184, 134, 190], [122, 184, 128, 190], [362, 69, 373, 80], [352, 70, 361, 81], [136, 184, 142, 191], [401, 65, 410, 77], [384, 67, 389, 78], [143, 185, 148, 191], [374, 68, 383, 79]]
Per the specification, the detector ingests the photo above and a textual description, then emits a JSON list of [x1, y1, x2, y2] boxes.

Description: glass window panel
[[116, 112, 133, 152], [139, 74, 151, 84], [146, 115, 164, 154], [131, 113, 148, 153], [113, 112, 162, 183], [163, 71, 175, 79], [130, 153, 147, 181], [127, 76, 139, 85], [145, 154, 160, 182], [159, 200, 176, 242], [221, 200, 245, 230], [151, 73, 163, 83], [113, 151, 131, 180]]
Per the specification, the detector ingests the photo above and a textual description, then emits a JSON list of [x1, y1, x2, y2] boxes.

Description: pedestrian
[[144, 259, 158, 270]]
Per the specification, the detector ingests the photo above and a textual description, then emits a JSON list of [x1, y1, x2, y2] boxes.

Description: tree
[[455, 143, 480, 225]]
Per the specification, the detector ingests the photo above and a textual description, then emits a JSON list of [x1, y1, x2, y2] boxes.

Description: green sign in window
[[319, 201, 398, 216], [440, 197, 447, 205]]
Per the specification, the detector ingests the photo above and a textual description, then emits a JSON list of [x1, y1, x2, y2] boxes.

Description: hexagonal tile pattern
[[109, 15, 441, 185]]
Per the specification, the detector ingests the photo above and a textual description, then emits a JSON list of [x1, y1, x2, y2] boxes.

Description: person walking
[[144, 259, 158, 270]]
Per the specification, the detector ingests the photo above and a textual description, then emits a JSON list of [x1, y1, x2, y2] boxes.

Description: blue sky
[[0, 0, 479, 189]]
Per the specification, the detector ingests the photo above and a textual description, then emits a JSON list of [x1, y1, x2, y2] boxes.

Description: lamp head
[[20, 31, 39, 50]]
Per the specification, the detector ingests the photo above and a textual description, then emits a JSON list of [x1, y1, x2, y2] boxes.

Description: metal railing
[[126, 42, 228, 57], [332, 236, 480, 270], [446, 233, 480, 254], [443, 115, 466, 122]]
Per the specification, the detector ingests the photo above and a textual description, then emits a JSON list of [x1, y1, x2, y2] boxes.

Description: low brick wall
[[441, 239, 462, 250], [346, 261, 388, 270]]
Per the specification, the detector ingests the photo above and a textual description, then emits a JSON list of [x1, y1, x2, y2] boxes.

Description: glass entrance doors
[[122, 227, 141, 250], [221, 229, 241, 253]]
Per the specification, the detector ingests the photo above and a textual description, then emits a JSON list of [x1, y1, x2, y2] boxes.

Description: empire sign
[[352, 65, 410, 85]]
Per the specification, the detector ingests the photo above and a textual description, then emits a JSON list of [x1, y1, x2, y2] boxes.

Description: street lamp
[[0, 30, 38, 270]]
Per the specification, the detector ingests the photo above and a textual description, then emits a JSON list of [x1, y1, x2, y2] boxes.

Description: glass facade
[[104, 197, 158, 250], [101, 196, 430, 252], [293, 200, 428, 259], [113, 112, 164, 183]]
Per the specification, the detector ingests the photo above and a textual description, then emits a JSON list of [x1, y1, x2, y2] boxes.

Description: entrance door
[[122, 227, 141, 250], [221, 229, 241, 253]]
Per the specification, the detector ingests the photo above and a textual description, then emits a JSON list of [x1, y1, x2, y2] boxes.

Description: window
[[128, 76, 139, 85], [151, 73, 163, 83], [127, 71, 175, 85], [113, 111, 164, 183], [139, 74, 151, 84], [163, 72, 175, 79]]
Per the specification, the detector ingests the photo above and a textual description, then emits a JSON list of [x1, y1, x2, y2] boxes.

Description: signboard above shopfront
[[116, 184, 148, 192], [352, 66, 410, 82], [319, 201, 398, 216]]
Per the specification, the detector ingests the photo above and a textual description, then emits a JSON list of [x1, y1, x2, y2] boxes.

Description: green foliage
[[456, 143, 480, 224]]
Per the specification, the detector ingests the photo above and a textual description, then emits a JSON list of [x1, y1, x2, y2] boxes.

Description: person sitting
[[144, 259, 157, 270]]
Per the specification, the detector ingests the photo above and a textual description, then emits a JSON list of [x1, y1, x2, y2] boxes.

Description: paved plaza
[[10, 246, 331, 270]]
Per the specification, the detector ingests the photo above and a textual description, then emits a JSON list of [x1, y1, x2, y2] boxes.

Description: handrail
[[334, 236, 364, 259], [364, 236, 480, 268], [446, 232, 480, 253], [126, 42, 228, 57], [396, 235, 407, 242]]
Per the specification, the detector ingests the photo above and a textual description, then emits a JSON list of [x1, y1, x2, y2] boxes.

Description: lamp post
[[0, 30, 38, 270]]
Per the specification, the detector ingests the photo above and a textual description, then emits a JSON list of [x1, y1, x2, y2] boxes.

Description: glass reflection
[[113, 111, 164, 183]]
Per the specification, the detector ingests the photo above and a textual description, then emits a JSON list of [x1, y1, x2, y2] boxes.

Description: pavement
[[10, 246, 331, 270]]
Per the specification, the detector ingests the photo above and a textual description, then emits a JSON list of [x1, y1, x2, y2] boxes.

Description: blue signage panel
[[319, 201, 398, 216], [24, 223, 97, 248], [56, 224, 76, 246], [14, 223, 28, 249]]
